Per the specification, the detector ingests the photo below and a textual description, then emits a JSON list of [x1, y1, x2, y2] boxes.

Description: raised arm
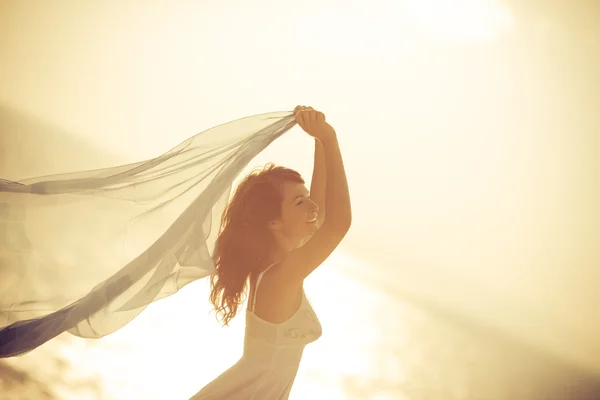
[[310, 138, 326, 227], [276, 106, 352, 283]]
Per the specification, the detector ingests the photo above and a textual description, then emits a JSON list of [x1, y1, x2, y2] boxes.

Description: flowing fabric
[[0, 111, 297, 358]]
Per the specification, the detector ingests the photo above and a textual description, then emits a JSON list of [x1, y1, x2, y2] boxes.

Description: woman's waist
[[241, 341, 306, 365]]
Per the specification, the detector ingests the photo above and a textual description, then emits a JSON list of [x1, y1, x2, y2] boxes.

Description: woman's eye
[[297, 201, 303, 206]]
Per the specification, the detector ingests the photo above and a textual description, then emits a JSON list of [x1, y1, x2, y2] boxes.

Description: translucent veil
[[0, 111, 297, 358]]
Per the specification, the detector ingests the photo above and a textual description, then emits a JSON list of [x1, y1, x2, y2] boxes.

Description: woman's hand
[[294, 106, 335, 142]]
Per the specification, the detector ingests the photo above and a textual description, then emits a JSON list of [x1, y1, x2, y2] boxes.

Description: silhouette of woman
[[190, 106, 352, 399]]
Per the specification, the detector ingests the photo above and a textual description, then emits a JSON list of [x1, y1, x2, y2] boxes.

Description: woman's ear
[[267, 218, 282, 232]]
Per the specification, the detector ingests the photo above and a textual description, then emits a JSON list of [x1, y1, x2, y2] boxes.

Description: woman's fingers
[[294, 105, 326, 136], [295, 107, 307, 129]]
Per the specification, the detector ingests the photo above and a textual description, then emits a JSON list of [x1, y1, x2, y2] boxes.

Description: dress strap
[[251, 262, 278, 312]]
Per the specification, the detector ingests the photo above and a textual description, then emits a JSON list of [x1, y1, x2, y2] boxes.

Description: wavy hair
[[209, 163, 304, 326]]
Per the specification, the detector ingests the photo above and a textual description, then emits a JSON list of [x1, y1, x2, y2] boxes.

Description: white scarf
[[0, 111, 296, 357]]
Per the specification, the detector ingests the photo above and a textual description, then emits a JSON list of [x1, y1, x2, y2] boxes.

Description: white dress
[[190, 264, 322, 399]]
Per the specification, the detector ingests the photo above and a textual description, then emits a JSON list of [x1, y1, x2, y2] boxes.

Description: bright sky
[[1, 0, 599, 397]]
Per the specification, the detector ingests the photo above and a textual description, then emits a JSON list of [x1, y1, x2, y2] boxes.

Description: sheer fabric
[[0, 111, 296, 358]]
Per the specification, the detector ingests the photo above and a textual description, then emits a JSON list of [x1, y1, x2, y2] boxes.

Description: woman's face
[[269, 181, 319, 249]]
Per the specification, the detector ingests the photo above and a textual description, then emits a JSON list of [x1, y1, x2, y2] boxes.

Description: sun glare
[[406, 0, 514, 42]]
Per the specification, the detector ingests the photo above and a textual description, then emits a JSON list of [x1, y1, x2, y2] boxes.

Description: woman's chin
[[299, 232, 318, 247], [307, 220, 320, 231]]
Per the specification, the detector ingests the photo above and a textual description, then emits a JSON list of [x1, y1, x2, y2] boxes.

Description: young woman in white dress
[[189, 106, 352, 399]]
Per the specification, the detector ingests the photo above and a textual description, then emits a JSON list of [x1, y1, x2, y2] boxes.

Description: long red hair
[[209, 163, 304, 326]]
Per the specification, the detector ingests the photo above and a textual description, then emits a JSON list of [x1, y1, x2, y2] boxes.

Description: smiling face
[[268, 180, 320, 251]]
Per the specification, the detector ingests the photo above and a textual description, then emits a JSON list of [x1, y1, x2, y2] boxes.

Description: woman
[[190, 106, 352, 399]]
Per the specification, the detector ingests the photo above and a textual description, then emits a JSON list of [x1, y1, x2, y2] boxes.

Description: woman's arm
[[310, 138, 326, 227], [317, 128, 351, 232], [275, 107, 352, 283]]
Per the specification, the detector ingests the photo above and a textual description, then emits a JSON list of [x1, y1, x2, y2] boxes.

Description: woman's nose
[[308, 200, 319, 212]]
